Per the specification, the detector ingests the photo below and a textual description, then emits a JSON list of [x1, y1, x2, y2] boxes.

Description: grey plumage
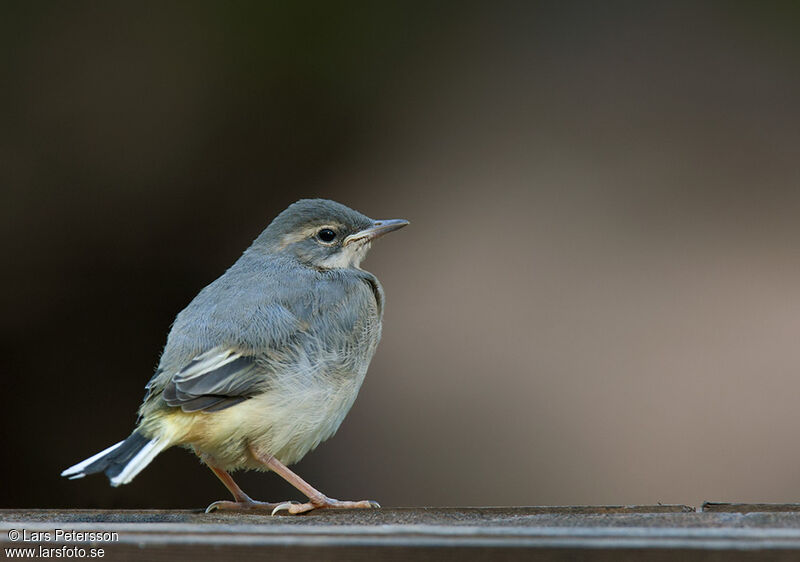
[[62, 199, 407, 503], [142, 252, 384, 417]]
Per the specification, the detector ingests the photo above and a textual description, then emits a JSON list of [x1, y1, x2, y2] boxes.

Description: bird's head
[[256, 199, 408, 269]]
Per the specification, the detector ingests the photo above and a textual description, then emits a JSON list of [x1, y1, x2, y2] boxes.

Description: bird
[[61, 198, 408, 515]]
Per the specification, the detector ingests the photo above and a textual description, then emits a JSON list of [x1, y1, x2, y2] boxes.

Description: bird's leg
[[198, 451, 296, 513], [248, 445, 380, 515]]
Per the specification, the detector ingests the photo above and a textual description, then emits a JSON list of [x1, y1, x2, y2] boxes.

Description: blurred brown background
[[2, 1, 800, 509]]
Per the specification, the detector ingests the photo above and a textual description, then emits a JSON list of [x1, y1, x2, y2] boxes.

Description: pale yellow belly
[[156, 368, 366, 471]]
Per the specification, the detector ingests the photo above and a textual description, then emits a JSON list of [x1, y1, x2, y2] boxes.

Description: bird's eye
[[317, 228, 337, 243]]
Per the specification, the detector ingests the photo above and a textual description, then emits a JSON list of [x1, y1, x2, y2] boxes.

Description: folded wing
[[161, 348, 264, 412]]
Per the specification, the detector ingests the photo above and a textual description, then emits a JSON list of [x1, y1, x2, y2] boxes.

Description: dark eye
[[317, 228, 336, 243]]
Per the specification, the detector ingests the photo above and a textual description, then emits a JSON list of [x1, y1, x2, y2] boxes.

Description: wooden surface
[[4, 505, 800, 561]]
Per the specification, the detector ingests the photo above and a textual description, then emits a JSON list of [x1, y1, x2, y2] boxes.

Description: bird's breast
[[174, 275, 384, 469], [186, 327, 380, 469]]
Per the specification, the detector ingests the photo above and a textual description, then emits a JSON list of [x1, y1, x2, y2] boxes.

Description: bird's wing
[[151, 298, 309, 414], [145, 269, 378, 415], [160, 347, 265, 412]]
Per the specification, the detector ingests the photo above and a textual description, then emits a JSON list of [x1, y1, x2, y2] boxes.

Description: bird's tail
[[61, 431, 169, 487]]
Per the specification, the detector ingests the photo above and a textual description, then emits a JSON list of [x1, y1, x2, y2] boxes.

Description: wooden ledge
[[702, 502, 800, 513], [3, 506, 800, 561]]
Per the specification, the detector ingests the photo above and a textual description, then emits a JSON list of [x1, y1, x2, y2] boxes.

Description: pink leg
[[198, 451, 294, 513], [248, 444, 380, 515]]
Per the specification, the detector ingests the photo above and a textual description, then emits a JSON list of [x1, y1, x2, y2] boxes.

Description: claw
[[204, 499, 295, 513], [272, 501, 315, 515], [205, 501, 224, 514], [271, 502, 296, 516], [270, 497, 380, 515]]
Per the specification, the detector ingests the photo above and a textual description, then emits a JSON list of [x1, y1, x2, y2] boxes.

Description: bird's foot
[[205, 499, 299, 514], [271, 495, 380, 515]]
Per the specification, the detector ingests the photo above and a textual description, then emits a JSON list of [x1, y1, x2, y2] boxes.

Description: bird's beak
[[344, 219, 409, 246]]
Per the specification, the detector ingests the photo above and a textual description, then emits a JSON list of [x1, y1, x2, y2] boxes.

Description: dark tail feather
[[61, 431, 165, 487]]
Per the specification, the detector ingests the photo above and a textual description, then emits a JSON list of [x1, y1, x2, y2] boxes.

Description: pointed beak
[[344, 218, 409, 246]]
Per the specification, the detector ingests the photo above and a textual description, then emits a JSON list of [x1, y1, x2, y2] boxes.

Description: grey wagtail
[[62, 199, 409, 514]]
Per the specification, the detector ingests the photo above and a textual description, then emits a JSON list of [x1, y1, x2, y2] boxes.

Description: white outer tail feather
[[60, 435, 170, 486], [109, 438, 170, 487], [60, 441, 125, 480]]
